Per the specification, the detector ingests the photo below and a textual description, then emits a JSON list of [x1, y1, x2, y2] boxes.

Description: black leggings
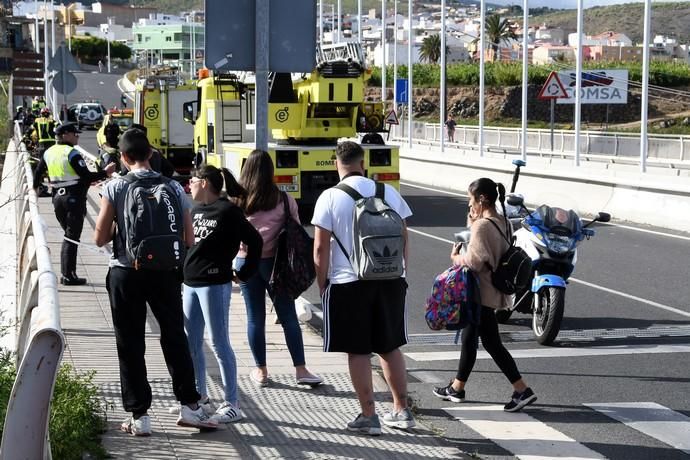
[[456, 306, 522, 384]]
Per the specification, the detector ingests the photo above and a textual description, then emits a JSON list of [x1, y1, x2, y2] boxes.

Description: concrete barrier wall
[[400, 145, 690, 233]]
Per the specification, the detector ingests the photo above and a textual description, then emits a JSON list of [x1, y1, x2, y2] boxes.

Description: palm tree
[[484, 14, 517, 61], [418, 34, 449, 64]]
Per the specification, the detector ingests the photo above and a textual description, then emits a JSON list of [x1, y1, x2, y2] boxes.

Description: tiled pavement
[[36, 188, 465, 460]]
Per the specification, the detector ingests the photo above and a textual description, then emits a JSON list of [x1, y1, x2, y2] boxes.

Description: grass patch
[[0, 356, 108, 459]]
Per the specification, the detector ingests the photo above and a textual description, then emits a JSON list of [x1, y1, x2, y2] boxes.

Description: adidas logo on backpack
[[333, 181, 405, 280]]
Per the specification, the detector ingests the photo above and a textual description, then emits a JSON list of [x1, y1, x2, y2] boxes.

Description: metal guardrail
[[0, 123, 65, 460], [391, 122, 690, 168]]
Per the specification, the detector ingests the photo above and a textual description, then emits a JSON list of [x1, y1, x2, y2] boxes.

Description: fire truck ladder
[[215, 73, 244, 143], [316, 43, 365, 78]]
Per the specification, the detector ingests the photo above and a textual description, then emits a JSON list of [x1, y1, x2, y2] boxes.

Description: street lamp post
[[106, 17, 115, 73]]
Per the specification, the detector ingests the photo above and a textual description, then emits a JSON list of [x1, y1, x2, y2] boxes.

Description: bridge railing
[[0, 123, 65, 460], [391, 122, 690, 168]]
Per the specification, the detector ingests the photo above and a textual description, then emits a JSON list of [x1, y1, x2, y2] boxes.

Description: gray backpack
[[333, 181, 405, 280]]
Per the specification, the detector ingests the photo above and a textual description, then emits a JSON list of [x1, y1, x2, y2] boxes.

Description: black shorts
[[322, 278, 408, 355]]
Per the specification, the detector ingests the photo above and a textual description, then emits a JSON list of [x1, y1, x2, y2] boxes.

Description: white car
[[67, 102, 107, 129]]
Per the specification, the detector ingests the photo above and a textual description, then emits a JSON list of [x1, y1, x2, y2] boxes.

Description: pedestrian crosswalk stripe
[[445, 404, 605, 460], [405, 344, 690, 362], [585, 402, 690, 455]]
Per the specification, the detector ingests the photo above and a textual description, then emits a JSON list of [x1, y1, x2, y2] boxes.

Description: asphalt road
[[73, 70, 690, 459]]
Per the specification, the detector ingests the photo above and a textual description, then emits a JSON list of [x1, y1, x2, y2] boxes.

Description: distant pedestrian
[[183, 164, 263, 424], [312, 141, 415, 435], [432, 177, 537, 412], [98, 60, 103, 73], [236, 149, 322, 388], [94, 128, 218, 436], [445, 115, 457, 143]]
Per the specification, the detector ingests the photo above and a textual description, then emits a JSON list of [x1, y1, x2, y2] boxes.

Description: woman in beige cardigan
[[433, 178, 537, 412]]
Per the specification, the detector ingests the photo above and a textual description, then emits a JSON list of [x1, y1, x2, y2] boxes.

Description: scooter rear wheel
[[532, 287, 565, 345]]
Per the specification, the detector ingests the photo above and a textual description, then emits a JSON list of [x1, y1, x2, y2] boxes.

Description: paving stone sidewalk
[[37, 189, 465, 460]]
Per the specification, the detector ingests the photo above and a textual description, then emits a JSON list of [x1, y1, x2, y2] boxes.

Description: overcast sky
[[490, 0, 678, 8]]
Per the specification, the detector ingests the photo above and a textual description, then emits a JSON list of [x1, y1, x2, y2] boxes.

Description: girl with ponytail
[[433, 177, 537, 412], [182, 164, 264, 423]]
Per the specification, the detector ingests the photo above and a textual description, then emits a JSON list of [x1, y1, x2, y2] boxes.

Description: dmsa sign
[[556, 70, 628, 105]]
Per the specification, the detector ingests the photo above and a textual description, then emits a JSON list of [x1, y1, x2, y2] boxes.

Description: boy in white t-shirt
[[312, 141, 416, 435]]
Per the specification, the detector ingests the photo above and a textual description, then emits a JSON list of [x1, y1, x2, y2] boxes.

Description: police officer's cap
[[55, 123, 82, 136]]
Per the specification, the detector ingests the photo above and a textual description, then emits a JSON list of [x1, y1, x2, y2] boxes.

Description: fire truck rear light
[[274, 175, 296, 184], [371, 173, 400, 181]]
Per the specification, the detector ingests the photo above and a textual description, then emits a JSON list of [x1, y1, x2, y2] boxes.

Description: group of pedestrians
[[34, 126, 536, 439]]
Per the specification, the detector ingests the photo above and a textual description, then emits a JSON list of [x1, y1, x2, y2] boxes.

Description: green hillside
[[528, 2, 690, 45]]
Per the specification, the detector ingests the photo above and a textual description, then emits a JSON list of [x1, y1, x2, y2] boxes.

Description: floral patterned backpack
[[424, 265, 480, 331]]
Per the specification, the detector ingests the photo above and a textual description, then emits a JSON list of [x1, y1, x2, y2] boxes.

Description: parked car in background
[[66, 102, 107, 129]]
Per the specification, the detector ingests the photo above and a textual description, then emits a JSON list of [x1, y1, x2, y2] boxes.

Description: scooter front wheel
[[532, 287, 565, 345]]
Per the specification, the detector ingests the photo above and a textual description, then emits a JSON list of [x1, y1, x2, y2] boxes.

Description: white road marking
[[568, 278, 690, 319], [598, 222, 690, 242], [401, 181, 468, 198], [585, 402, 690, 455], [408, 227, 457, 244], [407, 224, 690, 319], [401, 181, 690, 241], [406, 344, 690, 362], [445, 404, 605, 460]]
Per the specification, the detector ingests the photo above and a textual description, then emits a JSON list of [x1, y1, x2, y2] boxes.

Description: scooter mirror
[[512, 159, 526, 167], [596, 212, 611, 223], [506, 194, 524, 207]]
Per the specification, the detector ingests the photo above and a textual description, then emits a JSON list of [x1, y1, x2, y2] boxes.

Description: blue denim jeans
[[235, 257, 305, 368], [182, 282, 238, 405]]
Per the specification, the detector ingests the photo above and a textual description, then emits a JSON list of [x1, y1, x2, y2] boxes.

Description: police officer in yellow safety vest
[[31, 107, 57, 156], [32, 97, 46, 113], [33, 123, 117, 285]]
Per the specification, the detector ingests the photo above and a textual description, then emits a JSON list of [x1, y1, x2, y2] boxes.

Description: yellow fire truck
[[134, 70, 197, 175], [183, 43, 399, 205]]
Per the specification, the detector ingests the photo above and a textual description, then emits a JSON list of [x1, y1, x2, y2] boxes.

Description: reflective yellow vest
[[32, 99, 46, 112], [44, 144, 80, 187], [34, 117, 55, 143]]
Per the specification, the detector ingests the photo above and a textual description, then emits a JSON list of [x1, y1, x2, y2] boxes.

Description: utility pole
[[381, 0, 386, 104], [106, 17, 114, 73], [43, 0, 48, 102], [440, 0, 445, 151], [51, 1, 57, 115]]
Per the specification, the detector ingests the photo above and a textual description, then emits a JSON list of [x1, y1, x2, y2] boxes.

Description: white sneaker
[[168, 397, 214, 416], [177, 404, 218, 429], [198, 397, 215, 416], [212, 402, 244, 424], [121, 415, 152, 436]]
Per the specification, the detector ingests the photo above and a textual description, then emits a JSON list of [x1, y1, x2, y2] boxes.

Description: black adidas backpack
[[486, 218, 532, 295]]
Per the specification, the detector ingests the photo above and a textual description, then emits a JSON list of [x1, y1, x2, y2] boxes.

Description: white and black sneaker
[[504, 387, 537, 412], [212, 402, 244, 424], [432, 382, 466, 403]]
